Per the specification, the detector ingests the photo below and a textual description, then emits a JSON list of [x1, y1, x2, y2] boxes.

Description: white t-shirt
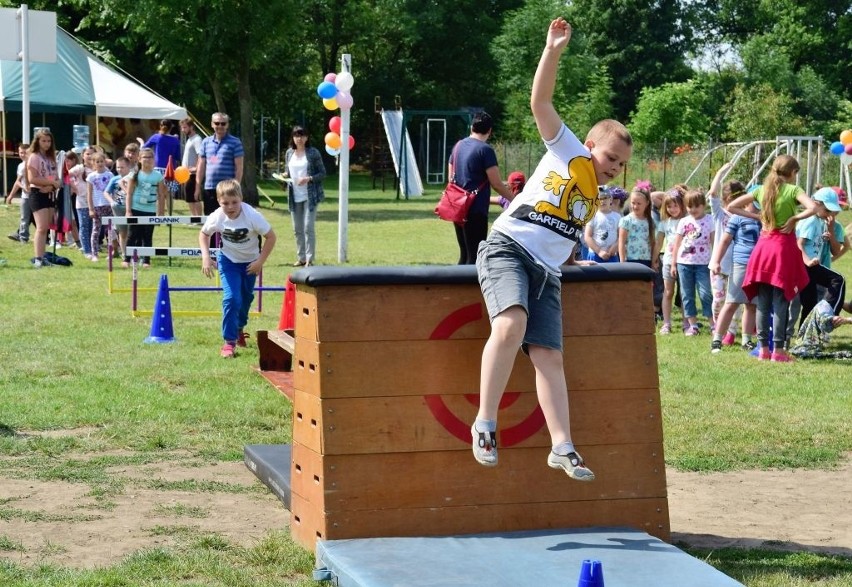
[[86, 170, 115, 208], [183, 133, 202, 169], [201, 202, 272, 263], [491, 124, 599, 274], [16, 161, 28, 198], [587, 209, 619, 250], [69, 164, 89, 208], [287, 152, 309, 203], [710, 195, 733, 275], [675, 214, 714, 265]]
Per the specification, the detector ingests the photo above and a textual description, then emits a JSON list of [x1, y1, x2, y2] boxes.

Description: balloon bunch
[[829, 130, 852, 166], [316, 71, 355, 156]]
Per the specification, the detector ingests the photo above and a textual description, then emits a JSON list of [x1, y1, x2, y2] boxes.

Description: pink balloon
[[846, 143, 852, 156], [348, 135, 356, 150], [329, 116, 342, 134], [324, 72, 337, 83], [337, 91, 354, 110]]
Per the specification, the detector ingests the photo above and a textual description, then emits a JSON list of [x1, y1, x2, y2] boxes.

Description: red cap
[[507, 171, 525, 185]]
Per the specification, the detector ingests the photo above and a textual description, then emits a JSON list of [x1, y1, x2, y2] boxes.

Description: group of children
[[579, 158, 852, 360], [5, 129, 276, 360], [6, 133, 169, 268]]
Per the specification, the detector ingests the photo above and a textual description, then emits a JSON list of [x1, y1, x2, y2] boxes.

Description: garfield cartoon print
[[493, 129, 601, 273], [533, 158, 599, 227]]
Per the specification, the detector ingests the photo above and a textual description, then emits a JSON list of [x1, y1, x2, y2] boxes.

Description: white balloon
[[840, 153, 852, 166], [335, 71, 354, 92]]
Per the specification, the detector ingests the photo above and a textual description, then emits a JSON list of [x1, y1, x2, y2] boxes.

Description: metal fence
[[492, 139, 847, 193]]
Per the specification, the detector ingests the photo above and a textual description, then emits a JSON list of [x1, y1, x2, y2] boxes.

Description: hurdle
[[126, 246, 285, 317], [103, 216, 207, 294]]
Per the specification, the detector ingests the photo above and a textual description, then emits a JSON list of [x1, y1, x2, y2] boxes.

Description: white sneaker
[[91, 256, 99, 262], [547, 450, 595, 481], [471, 424, 498, 467]]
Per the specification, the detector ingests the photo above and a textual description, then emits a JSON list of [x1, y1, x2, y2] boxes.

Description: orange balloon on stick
[[174, 166, 191, 184]]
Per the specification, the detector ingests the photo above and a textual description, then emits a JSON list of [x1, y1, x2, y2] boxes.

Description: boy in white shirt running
[[199, 179, 277, 358]]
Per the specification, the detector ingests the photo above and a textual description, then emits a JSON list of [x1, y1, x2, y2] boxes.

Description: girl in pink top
[[26, 129, 62, 267]]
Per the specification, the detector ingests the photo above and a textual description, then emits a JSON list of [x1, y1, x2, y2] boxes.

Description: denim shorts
[[476, 231, 563, 351], [726, 262, 754, 304]]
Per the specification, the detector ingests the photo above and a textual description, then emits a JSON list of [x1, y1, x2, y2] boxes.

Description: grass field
[[0, 174, 850, 585]]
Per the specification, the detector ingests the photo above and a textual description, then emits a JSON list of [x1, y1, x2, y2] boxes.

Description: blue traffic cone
[[577, 559, 604, 587], [144, 274, 176, 344]]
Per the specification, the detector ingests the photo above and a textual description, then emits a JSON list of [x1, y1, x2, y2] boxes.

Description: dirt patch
[[668, 456, 852, 556], [0, 456, 849, 569], [0, 461, 289, 568]]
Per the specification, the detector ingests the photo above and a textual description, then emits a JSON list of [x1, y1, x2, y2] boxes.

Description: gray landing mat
[[243, 444, 291, 510], [314, 527, 743, 587]]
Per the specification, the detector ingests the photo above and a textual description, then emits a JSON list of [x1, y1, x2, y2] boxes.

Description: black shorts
[[29, 190, 55, 212], [203, 188, 219, 216], [184, 174, 199, 202]]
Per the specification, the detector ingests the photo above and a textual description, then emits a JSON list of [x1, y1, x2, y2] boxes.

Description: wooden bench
[[257, 329, 295, 372]]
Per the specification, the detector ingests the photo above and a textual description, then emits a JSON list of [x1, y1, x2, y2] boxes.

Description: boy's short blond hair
[[216, 178, 242, 200], [586, 119, 633, 147]]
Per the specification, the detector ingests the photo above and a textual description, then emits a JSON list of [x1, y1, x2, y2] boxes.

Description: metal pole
[[338, 54, 352, 263], [19, 4, 31, 144], [277, 118, 281, 174]]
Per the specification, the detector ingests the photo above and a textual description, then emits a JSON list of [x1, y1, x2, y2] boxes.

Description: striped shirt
[[199, 133, 244, 189]]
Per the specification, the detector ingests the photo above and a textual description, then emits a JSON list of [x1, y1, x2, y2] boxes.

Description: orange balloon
[[324, 132, 342, 150], [840, 130, 852, 146], [174, 166, 191, 184]]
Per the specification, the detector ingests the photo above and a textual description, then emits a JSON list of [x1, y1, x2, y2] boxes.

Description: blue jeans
[[219, 253, 256, 343], [677, 263, 712, 319], [76, 207, 92, 255]]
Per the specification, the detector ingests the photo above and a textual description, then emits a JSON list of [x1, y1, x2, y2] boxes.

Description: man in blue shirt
[[194, 113, 245, 215]]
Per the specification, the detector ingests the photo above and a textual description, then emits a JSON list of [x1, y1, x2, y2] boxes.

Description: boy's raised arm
[[531, 18, 572, 142]]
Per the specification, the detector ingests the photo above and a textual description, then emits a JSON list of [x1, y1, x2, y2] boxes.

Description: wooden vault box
[[286, 264, 668, 552]]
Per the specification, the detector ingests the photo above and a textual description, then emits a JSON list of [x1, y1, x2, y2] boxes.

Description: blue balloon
[[317, 81, 337, 100], [830, 141, 845, 155]]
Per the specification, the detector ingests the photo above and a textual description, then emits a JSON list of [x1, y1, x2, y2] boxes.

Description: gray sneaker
[[547, 450, 595, 481], [471, 424, 498, 467]]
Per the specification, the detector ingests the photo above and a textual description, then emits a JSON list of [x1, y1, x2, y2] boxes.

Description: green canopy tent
[[0, 26, 186, 187]]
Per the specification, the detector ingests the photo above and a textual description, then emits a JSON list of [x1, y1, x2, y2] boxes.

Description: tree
[[694, 0, 851, 95], [725, 83, 805, 141], [492, 0, 599, 141], [567, 0, 696, 120], [66, 0, 301, 204], [629, 80, 713, 146]]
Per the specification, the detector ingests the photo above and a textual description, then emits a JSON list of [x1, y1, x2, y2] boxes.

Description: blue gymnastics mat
[[314, 527, 743, 587]]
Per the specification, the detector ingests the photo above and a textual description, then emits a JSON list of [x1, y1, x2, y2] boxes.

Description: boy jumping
[[471, 18, 633, 481]]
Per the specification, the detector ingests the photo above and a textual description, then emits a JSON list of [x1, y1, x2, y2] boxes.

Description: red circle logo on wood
[[425, 303, 545, 446]]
